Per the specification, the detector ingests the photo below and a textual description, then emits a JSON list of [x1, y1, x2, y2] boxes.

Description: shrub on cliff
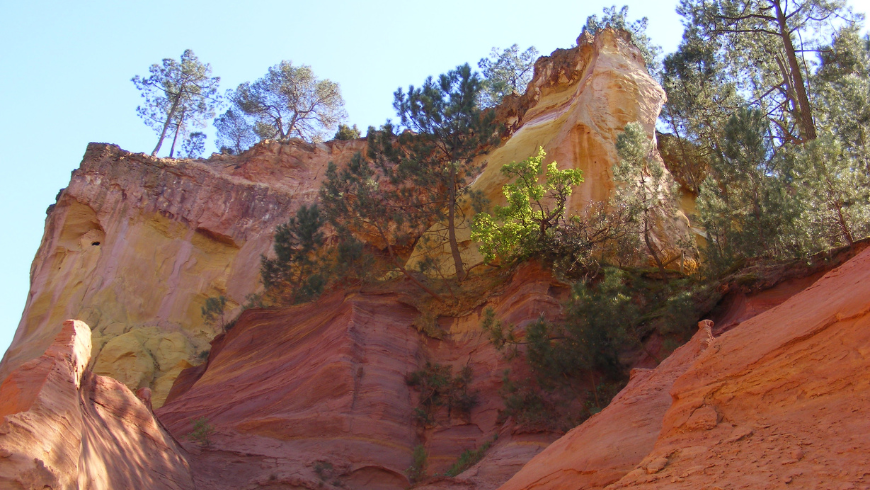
[[261, 204, 329, 305], [333, 123, 361, 140]]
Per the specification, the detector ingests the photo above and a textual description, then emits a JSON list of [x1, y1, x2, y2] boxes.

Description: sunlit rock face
[[1, 139, 365, 408], [2, 28, 669, 409], [496, 246, 870, 490], [409, 27, 669, 273], [0, 320, 194, 489]]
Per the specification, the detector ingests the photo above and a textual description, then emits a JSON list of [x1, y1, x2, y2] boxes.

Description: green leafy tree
[[389, 63, 501, 281], [477, 44, 539, 108], [333, 123, 361, 140], [697, 108, 803, 270], [613, 123, 690, 270], [260, 204, 329, 305], [786, 135, 870, 247], [132, 49, 221, 157], [181, 132, 207, 159], [187, 417, 216, 446], [676, 0, 853, 143], [583, 5, 663, 76], [231, 61, 346, 142], [320, 146, 442, 300], [471, 147, 583, 264], [214, 108, 257, 154]]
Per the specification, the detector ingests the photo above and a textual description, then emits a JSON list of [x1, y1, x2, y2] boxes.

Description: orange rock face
[[0, 320, 193, 489], [497, 247, 870, 490], [155, 264, 566, 490]]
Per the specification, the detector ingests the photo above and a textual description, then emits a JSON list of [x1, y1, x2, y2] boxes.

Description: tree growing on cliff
[[333, 123, 361, 140], [229, 61, 346, 143], [612, 122, 689, 270], [583, 5, 662, 75], [477, 44, 539, 107], [387, 63, 501, 281], [214, 108, 257, 154], [132, 50, 221, 157]]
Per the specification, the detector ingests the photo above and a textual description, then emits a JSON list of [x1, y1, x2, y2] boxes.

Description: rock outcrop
[[2, 28, 669, 410], [497, 246, 870, 489], [0, 319, 194, 489], [155, 263, 565, 490]]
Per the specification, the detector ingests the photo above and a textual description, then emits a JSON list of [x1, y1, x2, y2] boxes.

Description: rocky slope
[[496, 246, 870, 490], [0, 319, 193, 489], [1, 27, 667, 411]]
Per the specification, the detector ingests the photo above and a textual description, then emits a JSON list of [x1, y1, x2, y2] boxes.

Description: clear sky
[[1, 0, 868, 355]]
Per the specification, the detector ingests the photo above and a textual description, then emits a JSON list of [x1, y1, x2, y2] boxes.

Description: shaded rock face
[[0, 320, 193, 489], [156, 264, 566, 490], [497, 246, 870, 490]]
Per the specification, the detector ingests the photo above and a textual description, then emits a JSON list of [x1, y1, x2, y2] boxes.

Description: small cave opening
[[91, 242, 101, 246]]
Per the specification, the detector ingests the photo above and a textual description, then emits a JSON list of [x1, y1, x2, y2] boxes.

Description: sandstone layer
[[156, 264, 565, 490], [497, 246, 870, 490], [0, 319, 193, 489]]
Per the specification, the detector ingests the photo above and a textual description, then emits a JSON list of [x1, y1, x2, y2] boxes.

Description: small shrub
[[406, 363, 479, 426], [333, 123, 361, 140], [187, 417, 215, 446], [445, 435, 497, 477], [407, 444, 427, 483]]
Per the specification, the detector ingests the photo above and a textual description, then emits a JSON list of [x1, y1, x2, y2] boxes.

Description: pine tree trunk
[[447, 165, 466, 281], [168, 109, 185, 158], [152, 96, 181, 156], [773, 0, 817, 141]]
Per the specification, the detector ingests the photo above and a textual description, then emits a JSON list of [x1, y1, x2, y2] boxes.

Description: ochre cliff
[[0, 319, 193, 489], [155, 264, 566, 489], [496, 246, 870, 490], [1, 28, 670, 411]]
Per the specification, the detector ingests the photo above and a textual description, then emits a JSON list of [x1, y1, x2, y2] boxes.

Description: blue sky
[[0, 0, 868, 354]]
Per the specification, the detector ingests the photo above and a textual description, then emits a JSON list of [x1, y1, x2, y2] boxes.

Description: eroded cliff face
[[496, 246, 870, 490], [0, 320, 194, 489], [155, 264, 566, 490], [2, 28, 668, 411]]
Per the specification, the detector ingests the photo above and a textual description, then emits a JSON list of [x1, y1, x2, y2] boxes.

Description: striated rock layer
[[0, 319, 194, 489], [498, 246, 870, 490], [156, 264, 566, 490], [2, 28, 672, 409]]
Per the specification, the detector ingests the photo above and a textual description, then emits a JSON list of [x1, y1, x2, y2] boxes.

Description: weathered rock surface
[[497, 246, 870, 490], [156, 264, 565, 490], [409, 28, 672, 273], [0, 319, 194, 489]]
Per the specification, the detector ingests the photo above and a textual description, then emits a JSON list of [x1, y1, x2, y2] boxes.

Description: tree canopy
[[477, 44, 539, 108], [132, 49, 221, 158], [229, 61, 346, 143]]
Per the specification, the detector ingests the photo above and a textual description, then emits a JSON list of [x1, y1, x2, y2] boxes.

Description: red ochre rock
[[0, 320, 194, 489]]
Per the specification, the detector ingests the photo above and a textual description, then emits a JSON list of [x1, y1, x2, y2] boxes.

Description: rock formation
[[1, 28, 667, 411], [0, 319, 193, 489], [496, 246, 870, 489]]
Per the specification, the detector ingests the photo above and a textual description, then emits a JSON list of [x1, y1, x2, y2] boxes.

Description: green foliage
[[613, 122, 692, 270], [214, 108, 256, 154], [407, 445, 428, 483], [389, 63, 502, 281], [444, 435, 497, 477], [230, 61, 346, 143], [471, 147, 583, 264], [405, 362, 479, 425], [201, 295, 227, 330], [477, 44, 539, 108], [132, 49, 221, 157], [583, 5, 662, 76], [181, 131, 207, 159], [261, 204, 331, 305], [187, 417, 215, 446], [485, 268, 713, 429], [333, 123, 361, 140], [697, 108, 803, 272]]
